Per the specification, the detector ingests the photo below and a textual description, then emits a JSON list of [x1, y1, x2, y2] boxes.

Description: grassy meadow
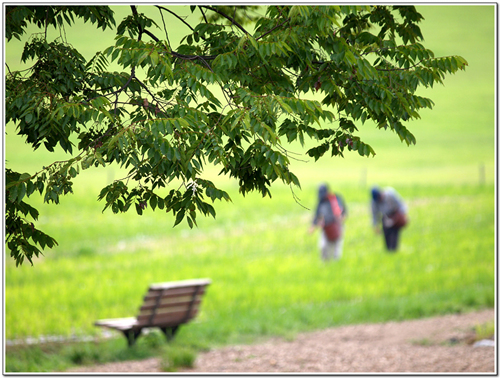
[[4, 5, 496, 372]]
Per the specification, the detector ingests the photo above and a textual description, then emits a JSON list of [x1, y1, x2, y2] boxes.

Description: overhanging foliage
[[5, 5, 467, 265]]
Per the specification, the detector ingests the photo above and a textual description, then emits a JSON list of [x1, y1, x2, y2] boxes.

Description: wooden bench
[[94, 278, 211, 346]]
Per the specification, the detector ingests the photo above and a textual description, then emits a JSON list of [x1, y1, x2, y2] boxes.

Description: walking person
[[370, 186, 408, 252], [309, 184, 347, 261]]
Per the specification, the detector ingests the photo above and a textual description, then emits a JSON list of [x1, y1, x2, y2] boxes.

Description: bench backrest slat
[[140, 298, 202, 312], [143, 286, 207, 301], [136, 308, 200, 327]]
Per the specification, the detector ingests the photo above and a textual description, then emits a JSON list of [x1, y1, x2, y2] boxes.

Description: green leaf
[[149, 194, 157, 210], [17, 183, 27, 202], [344, 50, 357, 65], [150, 50, 159, 67], [137, 50, 149, 66], [173, 210, 185, 227], [8, 185, 18, 203]]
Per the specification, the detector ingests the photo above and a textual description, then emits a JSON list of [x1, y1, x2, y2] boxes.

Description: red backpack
[[323, 194, 343, 242]]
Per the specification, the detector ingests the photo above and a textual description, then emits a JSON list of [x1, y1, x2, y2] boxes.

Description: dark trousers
[[383, 225, 401, 251]]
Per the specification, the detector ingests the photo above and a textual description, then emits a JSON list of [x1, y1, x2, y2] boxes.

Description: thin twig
[[156, 5, 204, 42], [155, 6, 172, 47], [200, 6, 250, 35], [289, 183, 309, 210]]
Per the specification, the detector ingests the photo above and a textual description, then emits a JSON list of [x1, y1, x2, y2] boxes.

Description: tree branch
[[130, 5, 143, 42], [156, 5, 205, 42], [256, 17, 291, 41], [199, 6, 209, 24], [127, 7, 241, 63], [200, 6, 250, 35]]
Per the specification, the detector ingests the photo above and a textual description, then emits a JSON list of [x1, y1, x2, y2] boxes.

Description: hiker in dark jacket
[[371, 186, 408, 251], [309, 184, 347, 261]]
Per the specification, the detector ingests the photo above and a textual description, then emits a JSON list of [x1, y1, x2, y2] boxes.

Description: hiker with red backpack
[[309, 184, 348, 261]]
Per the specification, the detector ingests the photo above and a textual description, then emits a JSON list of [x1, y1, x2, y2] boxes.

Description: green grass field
[[4, 5, 496, 372]]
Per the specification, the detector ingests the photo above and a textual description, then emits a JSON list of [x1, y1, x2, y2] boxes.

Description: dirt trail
[[67, 309, 496, 373]]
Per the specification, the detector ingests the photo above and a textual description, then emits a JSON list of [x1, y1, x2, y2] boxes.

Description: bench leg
[[160, 325, 179, 341], [122, 329, 142, 346]]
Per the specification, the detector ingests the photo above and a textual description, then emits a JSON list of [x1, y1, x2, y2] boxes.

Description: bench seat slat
[[94, 317, 138, 331]]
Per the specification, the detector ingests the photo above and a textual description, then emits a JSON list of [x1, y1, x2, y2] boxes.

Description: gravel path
[[67, 309, 495, 373]]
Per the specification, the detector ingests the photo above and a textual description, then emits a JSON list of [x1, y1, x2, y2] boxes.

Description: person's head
[[318, 184, 329, 201], [371, 187, 382, 202]]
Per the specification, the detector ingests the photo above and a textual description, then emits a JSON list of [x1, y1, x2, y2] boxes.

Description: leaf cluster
[[5, 169, 58, 266], [5, 6, 115, 42]]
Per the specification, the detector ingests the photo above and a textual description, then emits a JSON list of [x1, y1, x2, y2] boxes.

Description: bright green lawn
[[4, 4, 495, 349], [5, 184, 495, 343]]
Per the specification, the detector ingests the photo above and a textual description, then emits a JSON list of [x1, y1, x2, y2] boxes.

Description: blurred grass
[[4, 5, 495, 372], [5, 183, 494, 341]]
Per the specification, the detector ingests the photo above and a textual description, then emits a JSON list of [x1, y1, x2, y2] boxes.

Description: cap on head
[[318, 184, 329, 200], [371, 187, 381, 202]]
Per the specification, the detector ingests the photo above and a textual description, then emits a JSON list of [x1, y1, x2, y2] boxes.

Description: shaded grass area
[[5, 332, 202, 373]]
